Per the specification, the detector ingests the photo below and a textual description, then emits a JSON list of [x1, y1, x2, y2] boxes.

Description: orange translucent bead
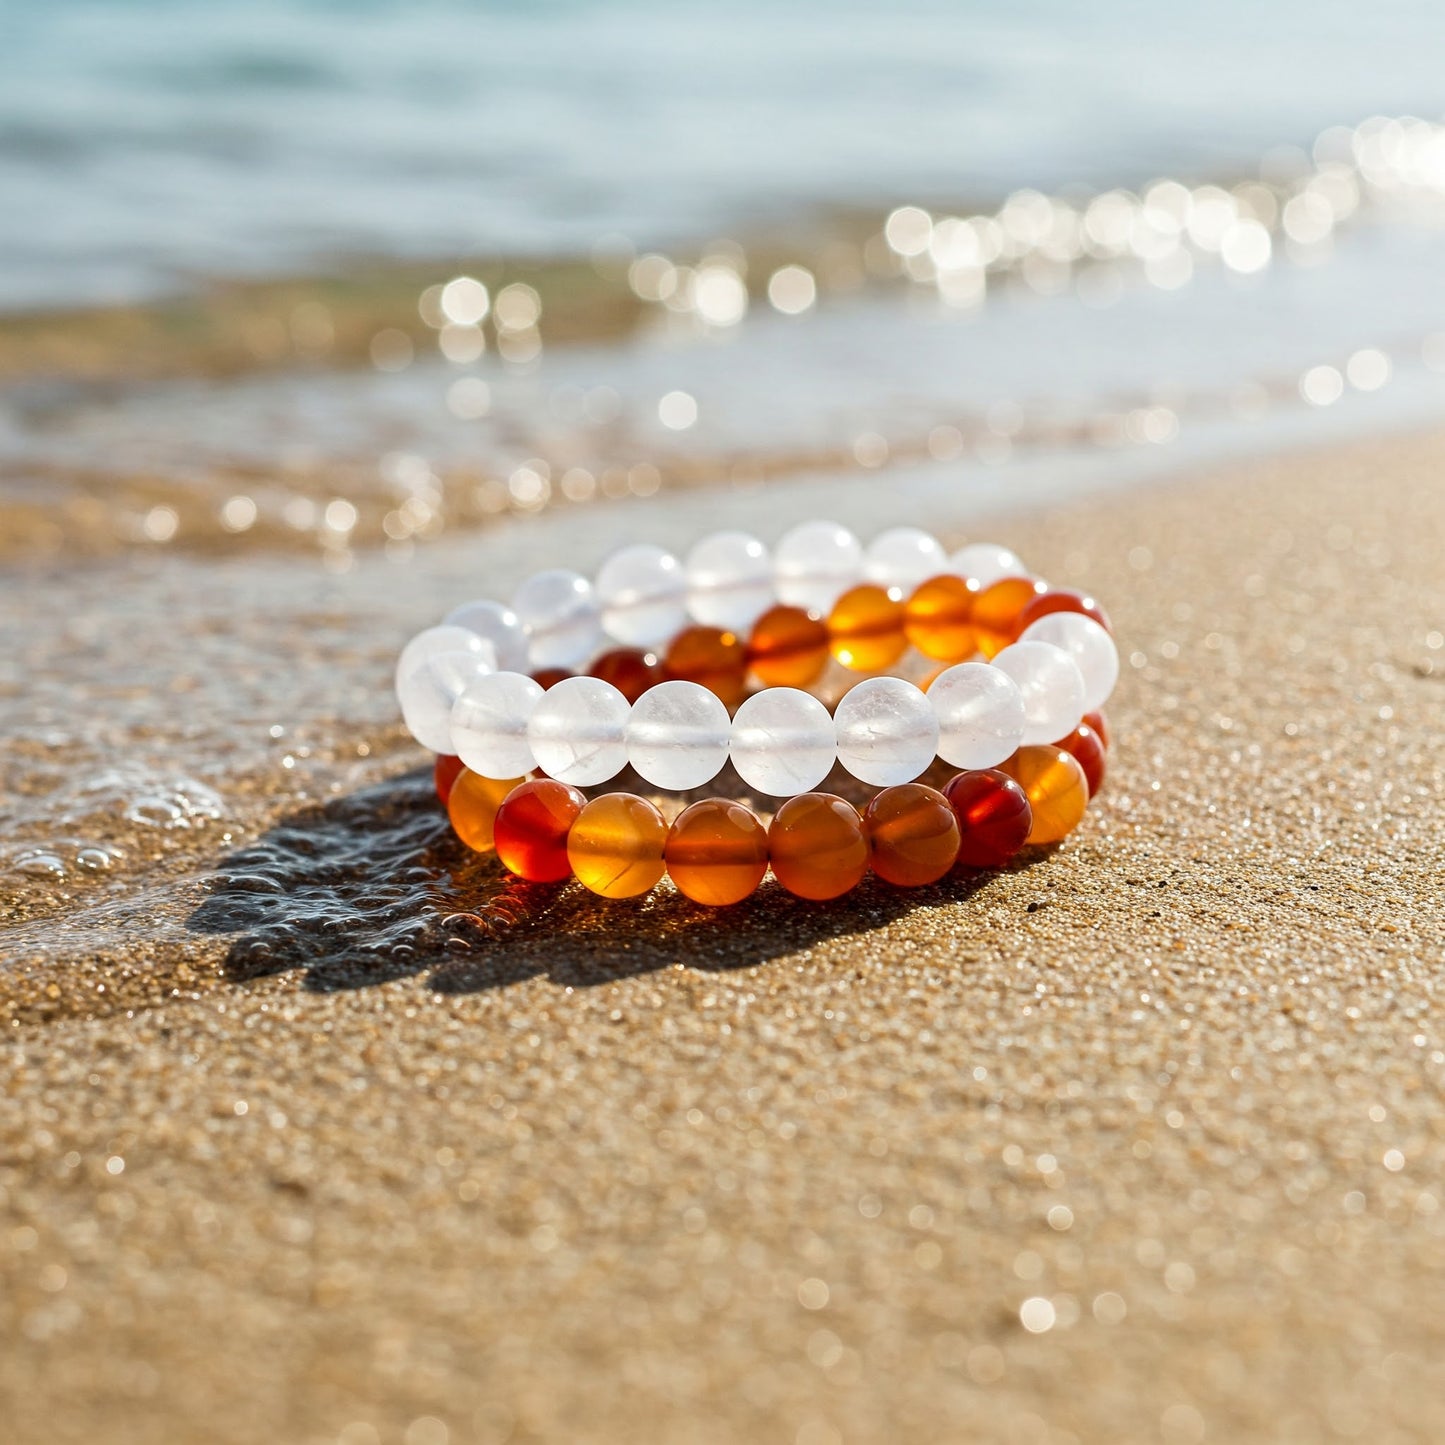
[[492, 778, 586, 881], [665, 799, 769, 906], [827, 584, 907, 671], [664, 625, 748, 706], [945, 769, 1032, 868], [590, 647, 663, 703], [863, 783, 961, 887], [971, 576, 1047, 658], [746, 605, 830, 688], [1084, 709, 1110, 749], [997, 745, 1089, 845], [1013, 586, 1112, 639], [447, 768, 524, 853], [434, 753, 466, 805], [1054, 721, 1107, 797], [904, 574, 978, 661], [566, 793, 668, 898], [768, 793, 869, 900]]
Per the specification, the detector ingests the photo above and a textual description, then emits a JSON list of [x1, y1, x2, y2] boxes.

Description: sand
[[2, 429, 1444, 1445]]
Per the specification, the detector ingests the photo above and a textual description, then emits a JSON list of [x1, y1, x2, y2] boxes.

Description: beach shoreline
[[3, 426, 1443, 1443]]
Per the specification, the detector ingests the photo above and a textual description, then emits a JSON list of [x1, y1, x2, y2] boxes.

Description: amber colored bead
[[827, 584, 907, 672], [997, 746, 1089, 845], [664, 625, 749, 706], [566, 793, 668, 898], [1084, 710, 1110, 749], [434, 753, 466, 805], [1054, 722, 1107, 797], [944, 769, 1032, 868], [666, 799, 769, 906], [768, 793, 869, 900], [904, 574, 978, 661], [864, 783, 961, 887], [447, 768, 523, 853], [746, 605, 830, 688], [1013, 586, 1112, 639], [970, 576, 1047, 658], [590, 647, 663, 703], [493, 778, 586, 881], [532, 667, 571, 690]]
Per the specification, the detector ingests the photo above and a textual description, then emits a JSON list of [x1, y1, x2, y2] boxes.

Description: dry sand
[[2, 430, 1444, 1445]]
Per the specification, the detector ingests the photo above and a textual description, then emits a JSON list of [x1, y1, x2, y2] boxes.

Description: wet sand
[[3, 428, 1444, 1444]]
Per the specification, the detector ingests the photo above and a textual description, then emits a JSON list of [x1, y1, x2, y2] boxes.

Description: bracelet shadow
[[187, 766, 1051, 996]]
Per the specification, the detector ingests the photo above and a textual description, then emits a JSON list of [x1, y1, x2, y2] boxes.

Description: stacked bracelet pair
[[395, 521, 1117, 905]]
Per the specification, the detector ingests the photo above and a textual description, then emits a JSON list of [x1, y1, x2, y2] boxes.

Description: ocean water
[[4, 0, 1445, 308]]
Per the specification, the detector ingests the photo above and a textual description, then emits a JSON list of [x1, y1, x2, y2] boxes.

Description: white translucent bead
[[990, 642, 1085, 746], [512, 568, 603, 669], [1018, 612, 1118, 713], [729, 687, 835, 796], [685, 530, 774, 631], [442, 598, 529, 672], [928, 662, 1027, 769], [525, 675, 629, 786], [864, 527, 947, 592], [595, 543, 687, 646], [394, 624, 493, 702], [774, 519, 862, 613], [394, 626, 497, 754], [449, 671, 543, 777], [949, 542, 1027, 588], [626, 679, 731, 790], [834, 676, 940, 786]]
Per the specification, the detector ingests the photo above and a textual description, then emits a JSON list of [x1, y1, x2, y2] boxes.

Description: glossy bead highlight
[[768, 794, 870, 900], [827, 584, 907, 671], [864, 784, 961, 887], [447, 768, 524, 853], [904, 574, 977, 661], [970, 576, 1047, 658], [1054, 721, 1107, 797], [746, 604, 830, 688], [944, 769, 1033, 868], [665, 799, 770, 906], [663, 625, 748, 706], [567, 793, 668, 898], [493, 779, 586, 881], [997, 746, 1089, 845]]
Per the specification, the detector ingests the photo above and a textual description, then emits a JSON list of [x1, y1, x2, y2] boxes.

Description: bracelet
[[396, 527, 1117, 797]]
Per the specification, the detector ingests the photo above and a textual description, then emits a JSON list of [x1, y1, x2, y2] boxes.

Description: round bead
[[434, 753, 465, 804], [442, 599, 529, 672], [566, 793, 668, 898], [827, 584, 907, 671], [1018, 612, 1119, 713], [768, 794, 869, 900], [949, 541, 1027, 588], [493, 779, 586, 881], [928, 661, 1027, 769], [595, 543, 687, 646], [990, 641, 1086, 747], [1054, 721, 1107, 797], [666, 799, 769, 906], [834, 676, 940, 786], [863, 527, 947, 592], [447, 768, 523, 853], [1084, 710, 1110, 749], [395, 624, 493, 701], [998, 746, 1089, 845], [944, 769, 1033, 868], [525, 675, 629, 786], [746, 605, 830, 688], [511, 568, 603, 669], [663, 625, 748, 707], [904, 574, 978, 661], [729, 687, 836, 796], [774, 520, 862, 613], [864, 784, 961, 887], [685, 531, 774, 631], [971, 576, 1047, 658], [626, 679, 731, 790], [449, 670, 544, 777], [590, 647, 663, 703], [1014, 587, 1113, 638], [398, 644, 499, 757]]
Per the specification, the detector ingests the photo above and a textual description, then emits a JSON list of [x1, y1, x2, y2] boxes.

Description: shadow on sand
[[188, 767, 1043, 994]]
